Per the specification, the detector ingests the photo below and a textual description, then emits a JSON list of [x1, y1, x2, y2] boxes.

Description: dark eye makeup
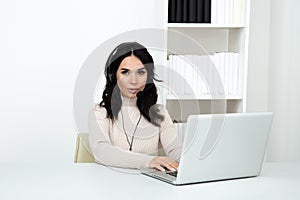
[[119, 67, 146, 75]]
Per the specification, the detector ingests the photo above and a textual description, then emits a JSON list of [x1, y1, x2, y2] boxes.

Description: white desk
[[1, 162, 299, 200]]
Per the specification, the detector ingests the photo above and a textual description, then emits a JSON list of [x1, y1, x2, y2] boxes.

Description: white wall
[[247, 0, 300, 162], [267, 0, 300, 161], [0, 0, 163, 163], [246, 0, 271, 113]]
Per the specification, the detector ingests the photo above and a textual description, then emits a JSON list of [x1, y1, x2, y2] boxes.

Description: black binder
[[189, 0, 197, 23], [196, 0, 204, 23], [176, 0, 183, 22], [203, 0, 211, 23], [168, 0, 177, 23], [182, 0, 189, 22]]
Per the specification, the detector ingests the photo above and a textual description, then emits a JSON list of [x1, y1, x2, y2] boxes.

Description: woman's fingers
[[149, 156, 179, 171], [163, 161, 177, 171], [169, 161, 179, 169], [154, 164, 166, 172]]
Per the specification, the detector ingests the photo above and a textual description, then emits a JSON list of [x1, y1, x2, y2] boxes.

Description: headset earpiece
[[106, 47, 120, 82], [108, 71, 113, 82]]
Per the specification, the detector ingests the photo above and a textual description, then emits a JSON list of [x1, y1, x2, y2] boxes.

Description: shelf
[[164, 0, 249, 113], [167, 94, 243, 100], [167, 23, 246, 28]]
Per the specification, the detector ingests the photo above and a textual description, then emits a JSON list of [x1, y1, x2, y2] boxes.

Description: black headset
[[105, 47, 119, 83], [136, 83, 154, 98]]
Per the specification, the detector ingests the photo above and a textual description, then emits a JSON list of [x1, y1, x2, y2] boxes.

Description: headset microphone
[[137, 91, 143, 98], [137, 84, 154, 98]]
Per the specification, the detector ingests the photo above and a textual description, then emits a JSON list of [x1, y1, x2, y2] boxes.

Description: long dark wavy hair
[[100, 42, 164, 126]]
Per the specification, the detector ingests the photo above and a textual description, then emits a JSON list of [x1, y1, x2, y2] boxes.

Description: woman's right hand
[[149, 156, 179, 172]]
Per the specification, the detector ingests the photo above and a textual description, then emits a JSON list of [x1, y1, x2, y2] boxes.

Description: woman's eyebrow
[[137, 67, 146, 70], [120, 67, 146, 71]]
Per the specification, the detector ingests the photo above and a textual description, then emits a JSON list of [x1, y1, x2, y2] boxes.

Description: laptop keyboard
[[166, 171, 178, 177]]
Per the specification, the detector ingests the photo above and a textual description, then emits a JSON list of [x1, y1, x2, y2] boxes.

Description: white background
[[0, 0, 299, 164], [246, 0, 300, 162], [0, 0, 164, 163]]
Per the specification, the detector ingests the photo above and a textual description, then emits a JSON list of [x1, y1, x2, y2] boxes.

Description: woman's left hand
[[148, 156, 179, 172]]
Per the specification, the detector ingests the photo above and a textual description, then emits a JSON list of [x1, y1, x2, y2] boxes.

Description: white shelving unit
[[163, 0, 250, 122], [167, 23, 245, 28]]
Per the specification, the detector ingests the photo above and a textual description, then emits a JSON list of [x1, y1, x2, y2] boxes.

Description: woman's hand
[[149, 156, 179, 172]]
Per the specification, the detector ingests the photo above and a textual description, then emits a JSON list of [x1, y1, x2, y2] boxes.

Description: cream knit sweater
[[88, 96, 182, 169]]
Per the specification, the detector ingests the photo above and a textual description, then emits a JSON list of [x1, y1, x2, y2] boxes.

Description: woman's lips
[[128, 88, 138, 94]]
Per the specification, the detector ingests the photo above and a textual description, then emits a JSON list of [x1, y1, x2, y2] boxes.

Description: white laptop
[[141, 112, 273, 185]]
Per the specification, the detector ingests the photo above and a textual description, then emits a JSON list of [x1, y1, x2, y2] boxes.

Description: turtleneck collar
[[121, 95, 137, 107]]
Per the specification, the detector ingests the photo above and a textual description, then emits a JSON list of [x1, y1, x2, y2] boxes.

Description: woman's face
[[116, 55, 148, 98]]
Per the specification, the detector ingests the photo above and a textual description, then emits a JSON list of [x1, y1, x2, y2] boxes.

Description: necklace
[[120, 109, 142, 151]]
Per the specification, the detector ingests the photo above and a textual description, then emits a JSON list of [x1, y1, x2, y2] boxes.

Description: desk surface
[[1, 162, 300, 200]]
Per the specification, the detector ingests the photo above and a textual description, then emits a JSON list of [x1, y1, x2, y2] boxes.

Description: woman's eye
[[121, 71, 130, 75], [137, 70, 146, 75]]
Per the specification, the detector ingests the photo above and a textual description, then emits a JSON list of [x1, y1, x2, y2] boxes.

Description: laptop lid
[[176, 112, 273, 185]]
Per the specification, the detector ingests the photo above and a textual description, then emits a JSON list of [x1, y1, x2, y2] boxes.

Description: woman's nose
[[129, 73, 137, 84]]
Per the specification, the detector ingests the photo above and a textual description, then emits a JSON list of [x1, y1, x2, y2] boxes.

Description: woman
[[88, 42, 182, 171]]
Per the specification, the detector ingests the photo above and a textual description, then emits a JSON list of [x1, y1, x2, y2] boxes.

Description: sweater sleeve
[[88, 106, 155, 169], [158, 106, 183, 162]]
